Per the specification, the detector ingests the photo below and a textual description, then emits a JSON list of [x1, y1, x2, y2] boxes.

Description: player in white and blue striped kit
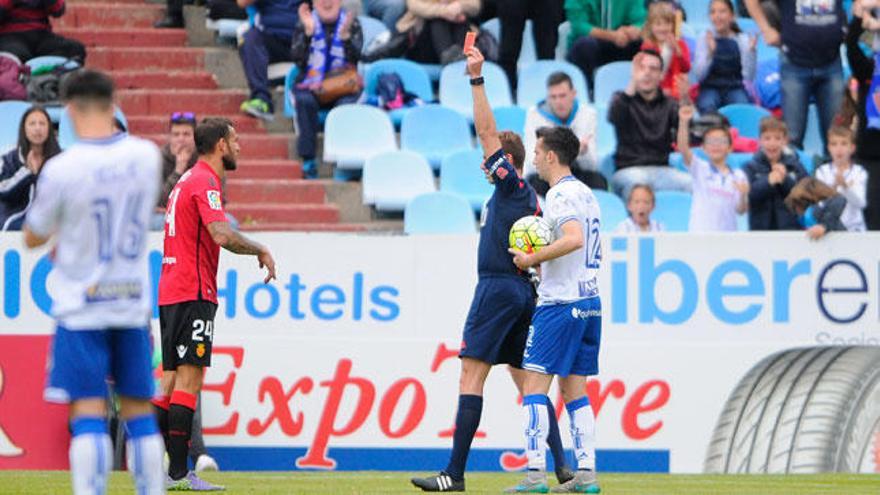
[[23, 70, 165, 495], [507, 126, 603, 494]]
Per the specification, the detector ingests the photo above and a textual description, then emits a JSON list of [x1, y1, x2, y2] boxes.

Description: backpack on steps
[[0, 52, 29, 101], [27, 60, 80, 105]]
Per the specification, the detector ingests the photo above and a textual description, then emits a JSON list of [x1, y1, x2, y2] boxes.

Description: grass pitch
[[0, 471, 878, 494]]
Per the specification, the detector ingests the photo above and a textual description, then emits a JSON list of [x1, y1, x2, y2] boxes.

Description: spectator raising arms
[[677, 104, 749, 232], [693, 0, 757, 113], [0, 0, 85, 63], [614, 184, 664, 233], [814, 126, 868, 232], [640, 1, 690, 101], [565, 0, 645, 99], [607, 49, 690, 197], [744, 116, 808, 230], [290, 0, 362, 179], [0, 106, 60, 231], [238, 0, 302, 121], [784, 177, 847, 240]]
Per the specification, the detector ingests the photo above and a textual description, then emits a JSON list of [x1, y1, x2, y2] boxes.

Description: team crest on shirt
[[207, 190, 222, 210], [196, 343, 206, 358]]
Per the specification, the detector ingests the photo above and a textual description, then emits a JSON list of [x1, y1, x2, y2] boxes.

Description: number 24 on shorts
[[192, 319, 213, 342]]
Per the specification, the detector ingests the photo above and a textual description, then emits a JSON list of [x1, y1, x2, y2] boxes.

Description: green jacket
[[564, 0, 647, 48]]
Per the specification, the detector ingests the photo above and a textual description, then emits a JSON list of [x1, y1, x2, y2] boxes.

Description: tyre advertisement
[[0, 232, 878, 474]]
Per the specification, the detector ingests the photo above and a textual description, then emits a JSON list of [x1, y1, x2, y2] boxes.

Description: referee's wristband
[[470, 76, 484, 86]]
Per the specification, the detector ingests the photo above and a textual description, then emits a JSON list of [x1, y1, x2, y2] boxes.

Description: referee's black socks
[[444, 394, 483, 481]]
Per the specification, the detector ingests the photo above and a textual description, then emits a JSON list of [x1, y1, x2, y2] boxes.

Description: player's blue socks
[[523, 394, 549, 471], [566, 396, 597, 471], [444, 394, 483, 481], [544, 397, 569, 471], [125, 414, 165, 495], [69, 416, 112, 495]]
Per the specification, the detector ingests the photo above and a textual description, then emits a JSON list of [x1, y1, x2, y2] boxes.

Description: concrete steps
[[57, 27, 187, 48], [140, 132, 290, 160], [226, 203, 340, 224]]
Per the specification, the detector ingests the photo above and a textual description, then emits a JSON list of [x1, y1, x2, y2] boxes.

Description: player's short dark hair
[[535, 126, 579, 167], [639, 48, 664, 70], [60, 69, 114, 108], [195, 117, 234, 155], [499, 131, 525, 171], [546, 71, 573, 89]]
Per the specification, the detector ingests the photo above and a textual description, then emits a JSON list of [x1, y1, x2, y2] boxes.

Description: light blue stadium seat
[[795, 149, 815, 175], [718, 103, 771, 139], [364, 58, 434, 126], [0, 101, 30, 153], [728, 152, 753, 170], [680, 0, 710, 25], [440, 149, 494, 211], [593, 190, 627, 232], [556, 21, 571, 60], [493, 106, 526, 136], [358, 15, 389, 54], [598, 153, 616, 184], [653, 191, 692, 232], [59, 106, 128, 149], [401, 104, 472, 170], [593, 61, 631, 104], [595, 113, 616, 158], [404, 191, 476, 234], [362, 150, 436, 211], [211, 19, 247, 40], [45, 106, 63, 123], [802, 103, 824, 157], [481, 18, 536, 70], [440, 60, 512, 120], [323, 104, 397, 170], [516, 60, 589, 108]]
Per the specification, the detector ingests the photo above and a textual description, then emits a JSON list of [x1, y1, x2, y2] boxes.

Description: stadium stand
[[652, 191, 693, 232], [439, 149, 494, 212], [404, 191, 476, 234], [718, 104, 772, 139], [401, 105, 472, 170], [593, 190, 628, 233], [592, 61, 631, 105], [363, 58, 434, 126], [362, 150, 435, 212], [0, 101, 31, 153], [516, 60, 589, 108], [440, 60, 513, 120], [324, 104, 397, 171], [492, 106, 527, 137]]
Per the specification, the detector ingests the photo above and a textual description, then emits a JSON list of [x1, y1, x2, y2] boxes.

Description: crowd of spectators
[[3, 0, 877, 237]]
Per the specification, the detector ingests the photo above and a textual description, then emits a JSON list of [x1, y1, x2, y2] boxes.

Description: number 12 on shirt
[[584, 217, 601, 269]]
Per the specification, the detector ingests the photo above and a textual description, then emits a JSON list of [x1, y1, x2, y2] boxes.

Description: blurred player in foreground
[[24, 69, 165, 494], [410, 46, 573, 493], [506, 125, 604, 492], [155, 117, 276, 491]]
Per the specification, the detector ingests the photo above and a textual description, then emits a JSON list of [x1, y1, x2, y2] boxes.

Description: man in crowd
[[0, 0, 85, 63]]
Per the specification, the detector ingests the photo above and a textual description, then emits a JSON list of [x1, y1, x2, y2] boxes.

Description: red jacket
[[0, 0, 65, 34], [641, 38, 690, 100]]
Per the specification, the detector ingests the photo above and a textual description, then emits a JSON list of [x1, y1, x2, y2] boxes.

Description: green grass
[[0, 471, 879, 494]]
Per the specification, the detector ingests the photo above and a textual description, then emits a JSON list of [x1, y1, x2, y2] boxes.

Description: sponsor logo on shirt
[[84, 281, 142, 303], [207, 190, 222, 210], [571, 307, 601, 320], [196, 343, 206, 358]]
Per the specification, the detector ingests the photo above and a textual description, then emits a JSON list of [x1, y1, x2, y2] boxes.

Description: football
[[509, 216, 555, 254]]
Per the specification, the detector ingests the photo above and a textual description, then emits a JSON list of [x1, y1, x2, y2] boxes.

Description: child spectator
[[615, 184, 664, 232], [784, 177, 847, 240], [640, 1, 690, 100], [693, 0, 757, 113], [677, 104, 749, 231], [0, 106, 60, 231], [744, 116, 808, 230], [814, 126, 868, 231]]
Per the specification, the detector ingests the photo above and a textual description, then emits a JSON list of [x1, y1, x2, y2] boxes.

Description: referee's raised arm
[[467, 47, 502, 159]]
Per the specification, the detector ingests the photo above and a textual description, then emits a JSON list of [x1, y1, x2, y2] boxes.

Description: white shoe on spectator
[[195, 454, 219, 472]]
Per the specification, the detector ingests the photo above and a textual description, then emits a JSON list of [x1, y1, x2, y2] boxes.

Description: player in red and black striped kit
[[155, 117, 276, 491]]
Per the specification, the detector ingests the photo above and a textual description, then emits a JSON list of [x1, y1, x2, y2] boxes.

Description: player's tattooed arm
[[208, 221, 277, 283]]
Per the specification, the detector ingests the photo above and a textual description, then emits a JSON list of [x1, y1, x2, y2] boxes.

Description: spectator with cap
[[238, 0, 303, 121], [0, 0, 85, 63], [607, 49, 690, 197], [565, 0, 645, 99]]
